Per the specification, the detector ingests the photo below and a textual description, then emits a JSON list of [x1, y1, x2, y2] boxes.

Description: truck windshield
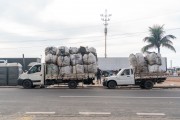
[[28, 65, 41, 74], [117, 69, 124, 76], [122, 69, 130, 75], [117, 69, 131, 76]]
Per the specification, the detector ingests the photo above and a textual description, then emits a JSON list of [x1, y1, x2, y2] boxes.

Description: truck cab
[[18, 63, 45, 88], [103, 68, 135, 89]]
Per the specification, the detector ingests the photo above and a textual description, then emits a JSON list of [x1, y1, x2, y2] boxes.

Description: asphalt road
[[0, 87, 180, 120]]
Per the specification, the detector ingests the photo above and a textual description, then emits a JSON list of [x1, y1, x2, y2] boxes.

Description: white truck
[[17, 63, 96, 89], [103, 68, 167, 89], [103, 52, 168, 89]]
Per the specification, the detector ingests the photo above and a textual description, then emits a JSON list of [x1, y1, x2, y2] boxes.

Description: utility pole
[[100, 9, 111, 58], [22, 54, 26, 71]]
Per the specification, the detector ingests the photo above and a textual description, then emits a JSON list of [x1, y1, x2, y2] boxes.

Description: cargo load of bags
[[45, 46, 98, 76], [129, 52, 163, 73]]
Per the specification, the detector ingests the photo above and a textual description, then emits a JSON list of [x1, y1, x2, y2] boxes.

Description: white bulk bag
[[130, 53, 147, 73], [70, 54, 83, 66], [73, 64, 84, 74], [134, 65, 148, 73], [129, 54, 137, 67], [78, 46, 89, 55], [84, 64, 97, 73], [135, 53, 145, 66], [57, 56, 70, 67], [45, 54, 57, 64], [83, 53, 96, 65], [88, 47, 96, 54], [145, 52, 156, 65], [145, 52, 162, 65], [59, 66, 72, 75], [56, 46, 69, 56], [45, 47, 57, 55], [142, 66, 149, 73], [156, 53, 162, 65], [69, 47, 78, 54], [46, 64, 58, 76], [148, 65, 161, 72]]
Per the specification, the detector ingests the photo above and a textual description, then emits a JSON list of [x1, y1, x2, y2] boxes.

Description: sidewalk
[[154, 77, 180, 88], [0, 86, 18, 88]]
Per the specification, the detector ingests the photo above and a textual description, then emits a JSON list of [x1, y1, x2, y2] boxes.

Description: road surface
[[0, 87, 180, 120]]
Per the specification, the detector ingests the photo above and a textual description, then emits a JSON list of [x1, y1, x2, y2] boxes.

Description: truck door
[[117, 69, 135, 85], [27, 64, 43, 85]]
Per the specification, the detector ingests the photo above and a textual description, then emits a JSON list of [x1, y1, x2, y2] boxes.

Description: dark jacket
[[97, 68, 102, 77]]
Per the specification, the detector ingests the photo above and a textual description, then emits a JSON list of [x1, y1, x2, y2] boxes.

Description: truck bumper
[[103, 81, 108, 86], [17, 79, 23, 86]]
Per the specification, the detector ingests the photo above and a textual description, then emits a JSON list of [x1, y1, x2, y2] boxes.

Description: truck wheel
[[144, 81, 154, 89], [108, 81, 116, 89], [68, 81, 77, 89], [22, 80, 32, 89], [140, 85, 145, 89], [32, 85, 37, 88], [40, 85, 45, 88]]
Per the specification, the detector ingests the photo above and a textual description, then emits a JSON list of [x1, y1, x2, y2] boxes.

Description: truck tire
[[32, 85, 37, 88], [144, 81, 154, 89], [68, 81, 77, 89], [108, 81, 116, 89], [40, 85, 45, 88], [140, 85, 145, 89], [22, 80, 32, 89]]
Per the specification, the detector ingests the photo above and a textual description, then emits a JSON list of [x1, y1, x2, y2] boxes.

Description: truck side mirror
[[121, 73, 124, 76]]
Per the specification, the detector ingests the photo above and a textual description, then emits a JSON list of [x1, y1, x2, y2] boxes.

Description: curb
[[0, 86, 18, 88], [1, 85, 180, 89]]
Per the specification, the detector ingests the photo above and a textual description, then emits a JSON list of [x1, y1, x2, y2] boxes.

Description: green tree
[[141, 25, 176, 53]]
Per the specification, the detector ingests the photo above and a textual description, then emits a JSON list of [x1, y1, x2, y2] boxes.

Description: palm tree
[[141, 25, 176, 53]]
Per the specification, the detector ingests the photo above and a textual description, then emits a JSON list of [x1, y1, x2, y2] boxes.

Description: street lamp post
[[100, 9, 111, 58]]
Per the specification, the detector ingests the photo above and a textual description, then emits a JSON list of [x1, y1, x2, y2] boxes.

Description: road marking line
[[25, 112, 55, 115], [18, 116, 33, 120], [137, 113, 165, 116], [60, 96, 106, 98], [79, 112, 111, 115], [60, 96, 180, 99]]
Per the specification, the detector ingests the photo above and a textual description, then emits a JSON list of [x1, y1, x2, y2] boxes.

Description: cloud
[[0, 0, 180, 67]]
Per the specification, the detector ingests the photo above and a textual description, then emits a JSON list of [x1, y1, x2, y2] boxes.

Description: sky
[[0, 0, 179, 67]]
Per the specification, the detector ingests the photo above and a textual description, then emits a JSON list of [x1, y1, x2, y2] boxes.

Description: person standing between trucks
[[97, 67, 102, 84]]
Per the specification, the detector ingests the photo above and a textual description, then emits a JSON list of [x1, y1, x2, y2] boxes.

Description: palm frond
[[141, 44, 155, 53], [143, 37, 150, 42], [160, 34, 176, 46], [162, 35, 176, 39], [161, 43, 176, 53], [160, 39, 173, 45], [143, 37, 155, 44]]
